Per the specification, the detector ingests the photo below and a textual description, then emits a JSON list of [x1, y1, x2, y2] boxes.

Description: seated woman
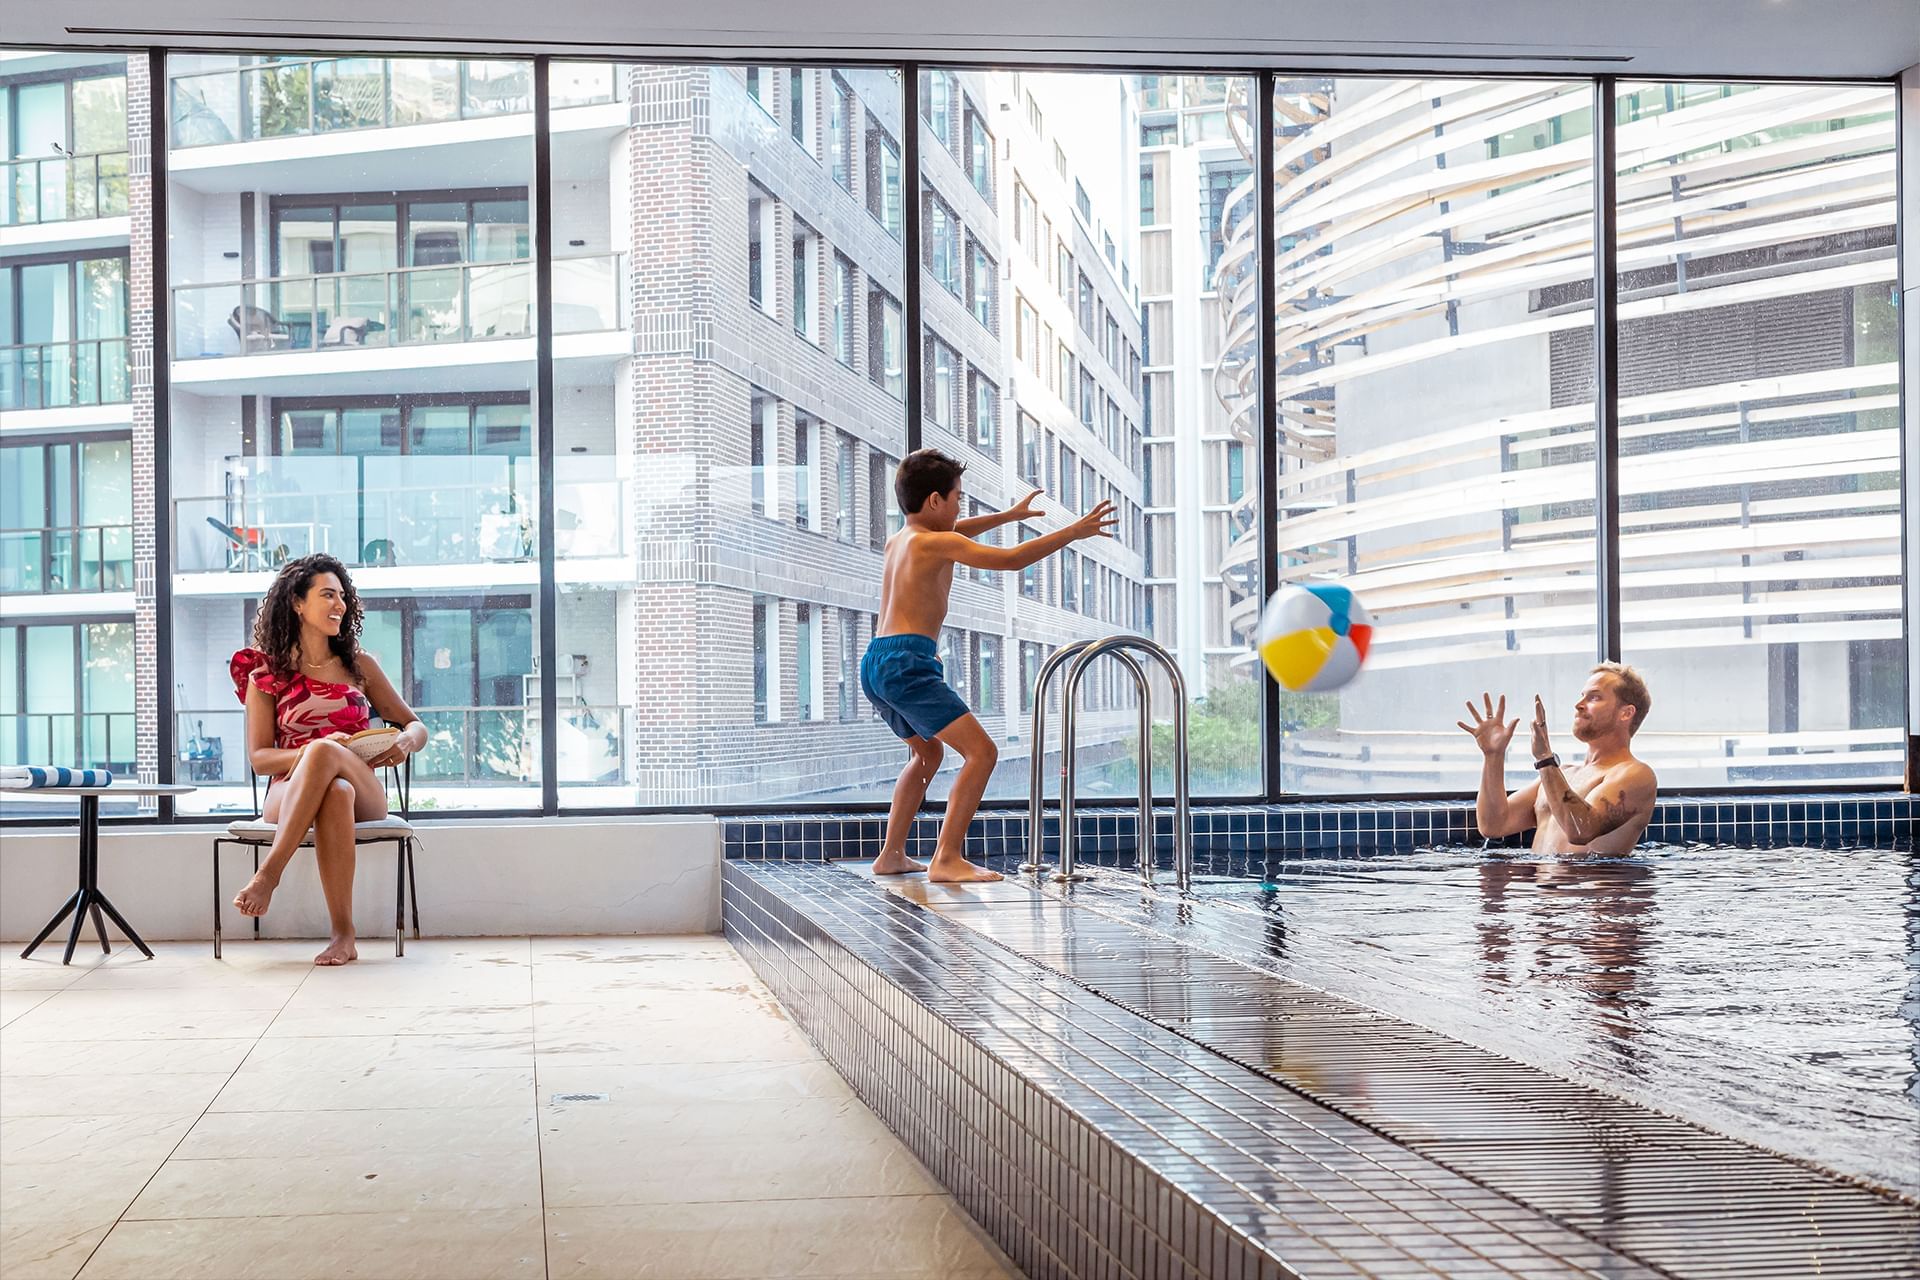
[[230, 553, 427, 965]]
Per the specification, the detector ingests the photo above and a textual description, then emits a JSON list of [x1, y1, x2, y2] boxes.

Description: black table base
[[20, 794, 154, 964]]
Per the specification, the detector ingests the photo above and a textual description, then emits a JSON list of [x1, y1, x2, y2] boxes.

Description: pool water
[[1173, 843, 1919, 1198]]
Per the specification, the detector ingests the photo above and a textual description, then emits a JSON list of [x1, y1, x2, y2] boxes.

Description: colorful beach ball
[[1257, 584, 1374, 692]]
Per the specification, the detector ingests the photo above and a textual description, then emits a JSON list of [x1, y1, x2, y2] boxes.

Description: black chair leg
[[213, 840, 224, 959], [252, 847, 261, 940], [394, 839, 406, 958], [406, 840, 421, 939]]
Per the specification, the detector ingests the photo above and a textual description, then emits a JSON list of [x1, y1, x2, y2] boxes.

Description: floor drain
[[550, 1092, 610, 1104]]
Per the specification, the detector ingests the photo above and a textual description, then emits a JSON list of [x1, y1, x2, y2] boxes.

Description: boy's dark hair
[[895, 449, 966, 515]]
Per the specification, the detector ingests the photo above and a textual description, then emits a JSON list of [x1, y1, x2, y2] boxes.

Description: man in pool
[[1459, 663, 1658, 855], [865, 449, 1116, 882]]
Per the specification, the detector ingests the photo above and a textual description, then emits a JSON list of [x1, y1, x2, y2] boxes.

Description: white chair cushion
[[227, 815, 413, 844]]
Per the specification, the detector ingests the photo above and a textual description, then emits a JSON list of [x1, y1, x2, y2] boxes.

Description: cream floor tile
[[239, 1032, 533, 1073], [208, 1065, 535, 1113], [544, 1196, 1017, 1279], [1, 1004, 280, 1044], [261, 1003, 534, 1039], [0, 991, 57, 1028], [76, 1209, 547, 1280], [21, 986, 295, 1014], [0, 1218, 113, 1280], [65, 958, 311, 992], [0, 967, 88, 993], [125, 1145, 543, 1220], [534, 1059, 853, 1106], [275, 973, 533, 1011], [538, 1097, 940, 1207], [0, 1073, 233, 1119], [0, 1038, 256, 1079], [0, 1113, 200, 1168], [531, 935, 732, 959], [533, 991, 818, 1067], [530, 956, 761, 999], [168, 1106, 536, 1162]]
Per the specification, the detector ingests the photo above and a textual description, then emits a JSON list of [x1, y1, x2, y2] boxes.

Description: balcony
[[0, 339, 131, 413], [0, 152, 131, 255], [0, 710, 135, 776], [0, 524, 135, 596], [170, 456, 631, 594], [167, 59, 623, 194], [169, 255, 627, 395]]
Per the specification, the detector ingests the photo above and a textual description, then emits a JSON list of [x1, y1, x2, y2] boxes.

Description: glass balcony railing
[[176, 703, 628, 787], [0, 711, 135, 775], [171, 255, 624, 360], [173, 463, 626, 574], [0, 338, 131, 410], [2, 151, 130, 225], [169, 58, 616, 149], [0, 525, 135, 594]]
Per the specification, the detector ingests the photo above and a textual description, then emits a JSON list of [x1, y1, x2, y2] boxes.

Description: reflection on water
[[1211, 844, 1918, 1196]]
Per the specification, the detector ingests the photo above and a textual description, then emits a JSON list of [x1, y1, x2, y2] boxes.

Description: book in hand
[[340, 728, 401, 763]]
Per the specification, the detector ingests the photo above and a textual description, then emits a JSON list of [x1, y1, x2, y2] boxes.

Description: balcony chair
[[227, 305, 292, 353], [211, 755, 420, 959]]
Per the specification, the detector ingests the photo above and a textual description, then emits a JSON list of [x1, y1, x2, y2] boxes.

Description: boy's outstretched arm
[[922, 501, 1116, 573], [954, 489, 1044, 538]]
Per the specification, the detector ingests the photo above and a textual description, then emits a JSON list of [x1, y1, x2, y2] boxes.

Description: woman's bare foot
[[232, 871, 280, 917], [314, 934, 358, 966], [926, 853, 1003, 884], [871, 850, 927, 875]]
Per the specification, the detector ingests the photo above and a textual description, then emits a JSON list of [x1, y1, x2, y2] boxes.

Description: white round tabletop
[[2, 783, 198, 797]]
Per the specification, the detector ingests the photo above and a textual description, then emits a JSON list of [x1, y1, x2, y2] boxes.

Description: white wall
[[0, 816, 721, 942]]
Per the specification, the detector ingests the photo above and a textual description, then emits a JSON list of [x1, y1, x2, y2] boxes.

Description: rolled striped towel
[[0, 766, 115, 790]]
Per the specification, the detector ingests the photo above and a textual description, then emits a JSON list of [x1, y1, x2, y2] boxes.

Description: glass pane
[[551, 62, 904, 806], [169, 53, 537, 812], [1613, 81, 1900, 786], [1270, 78, 1596, 795], [71, 75, 128, 154]]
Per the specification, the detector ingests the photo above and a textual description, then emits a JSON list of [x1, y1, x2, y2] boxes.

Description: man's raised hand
[[1457, 693, 1519, 756], [1069, 499, 1118, 541], [1006, 489, 1045, 522]]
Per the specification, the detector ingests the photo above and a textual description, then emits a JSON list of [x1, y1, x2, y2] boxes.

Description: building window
[[791, 224, 817, 340], [1060, 448, 1077, 507], [753, 597, 779, 723], [927, 196, 960, 296], [788, 69, 810, 148], [1074, 179, 1092, 222], [746, 184, 772, 312], [965, 110, 993, 203], [1079, 369, 1096, 427], [829, 75, 853, 190], [793, 416, 814, 531], [1081, 557, 1098, 617], [967, 239, 995, 330], [3, 69, 130, 226], [924, 70, 955, 150], [869, 452, 895, 550], [0, 438, 133, 594], [868, 289, 903, 399], [748, 393, 773, 517], [867, 126, 901, 238], [926, 338, 957, 428], [796, 603, 820, 721], [971, 371, 998, 451], [1061, 549, 1078, 611], [1018, 525, 1039, 600], [1077, 270, 1094, 334], [832, 253, 855, 365], [976, 635, 1000, 715], [1, 254, 130, 410], [830, 433, 856, 543], [2, 621, 134, 773], [744, 67, 774, 114], [1056, 242, 1073, 304], [838, 609, 860, 721], [1019, 640, 1041, 713], [1017, 412, 1041, 484]]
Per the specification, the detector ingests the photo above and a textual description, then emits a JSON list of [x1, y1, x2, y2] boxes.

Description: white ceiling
[[15, 0, 1920, 79]]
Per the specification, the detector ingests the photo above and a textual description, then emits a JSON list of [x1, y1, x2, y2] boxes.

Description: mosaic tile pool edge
[[723, 793, 1916, 862]]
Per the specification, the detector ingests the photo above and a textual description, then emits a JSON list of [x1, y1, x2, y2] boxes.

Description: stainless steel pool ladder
[[1021, 634, 1193, 890]]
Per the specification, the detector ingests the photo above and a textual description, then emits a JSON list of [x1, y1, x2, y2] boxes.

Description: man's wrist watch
[[1534, 754, 1559, 771]]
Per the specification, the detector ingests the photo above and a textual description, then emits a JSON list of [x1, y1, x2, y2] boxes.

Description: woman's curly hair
[[252, 554, 365, 684]]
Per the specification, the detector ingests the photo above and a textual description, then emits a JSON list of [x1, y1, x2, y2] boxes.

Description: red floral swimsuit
[[231, 648, 373, 781]]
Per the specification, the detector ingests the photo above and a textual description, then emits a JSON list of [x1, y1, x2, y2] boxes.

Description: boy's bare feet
[[314, 933, 358, 966], [232, 871, 280, 917], [926, 853, 1003, 883], [871, 850, 927, 875]]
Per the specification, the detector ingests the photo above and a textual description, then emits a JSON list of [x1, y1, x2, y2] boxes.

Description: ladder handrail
[[1023, 639, 1146, 873]]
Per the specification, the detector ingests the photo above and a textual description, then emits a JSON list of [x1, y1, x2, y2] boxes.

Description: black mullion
[[1593, 76, 1621, 664], [150, 49, 176, 813], [902, 61, 922, 454], [1257, 71, 1280, 803], [532, 56, 558, 814]]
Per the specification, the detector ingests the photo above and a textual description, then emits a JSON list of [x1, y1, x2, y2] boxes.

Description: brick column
[[126, 55, 161, 793]]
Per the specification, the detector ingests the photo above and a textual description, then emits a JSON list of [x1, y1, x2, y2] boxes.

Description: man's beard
[[1570, 719, 1596, 743]]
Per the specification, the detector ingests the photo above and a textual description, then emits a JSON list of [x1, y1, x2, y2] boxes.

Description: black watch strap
[[1534, 754, 1559, 771]]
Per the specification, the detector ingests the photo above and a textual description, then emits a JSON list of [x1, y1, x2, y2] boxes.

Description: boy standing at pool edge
[[865, 449, 1117, 882]]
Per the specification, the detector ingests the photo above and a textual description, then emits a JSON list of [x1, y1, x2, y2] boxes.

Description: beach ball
[[1258, 584, 1373, 692]]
